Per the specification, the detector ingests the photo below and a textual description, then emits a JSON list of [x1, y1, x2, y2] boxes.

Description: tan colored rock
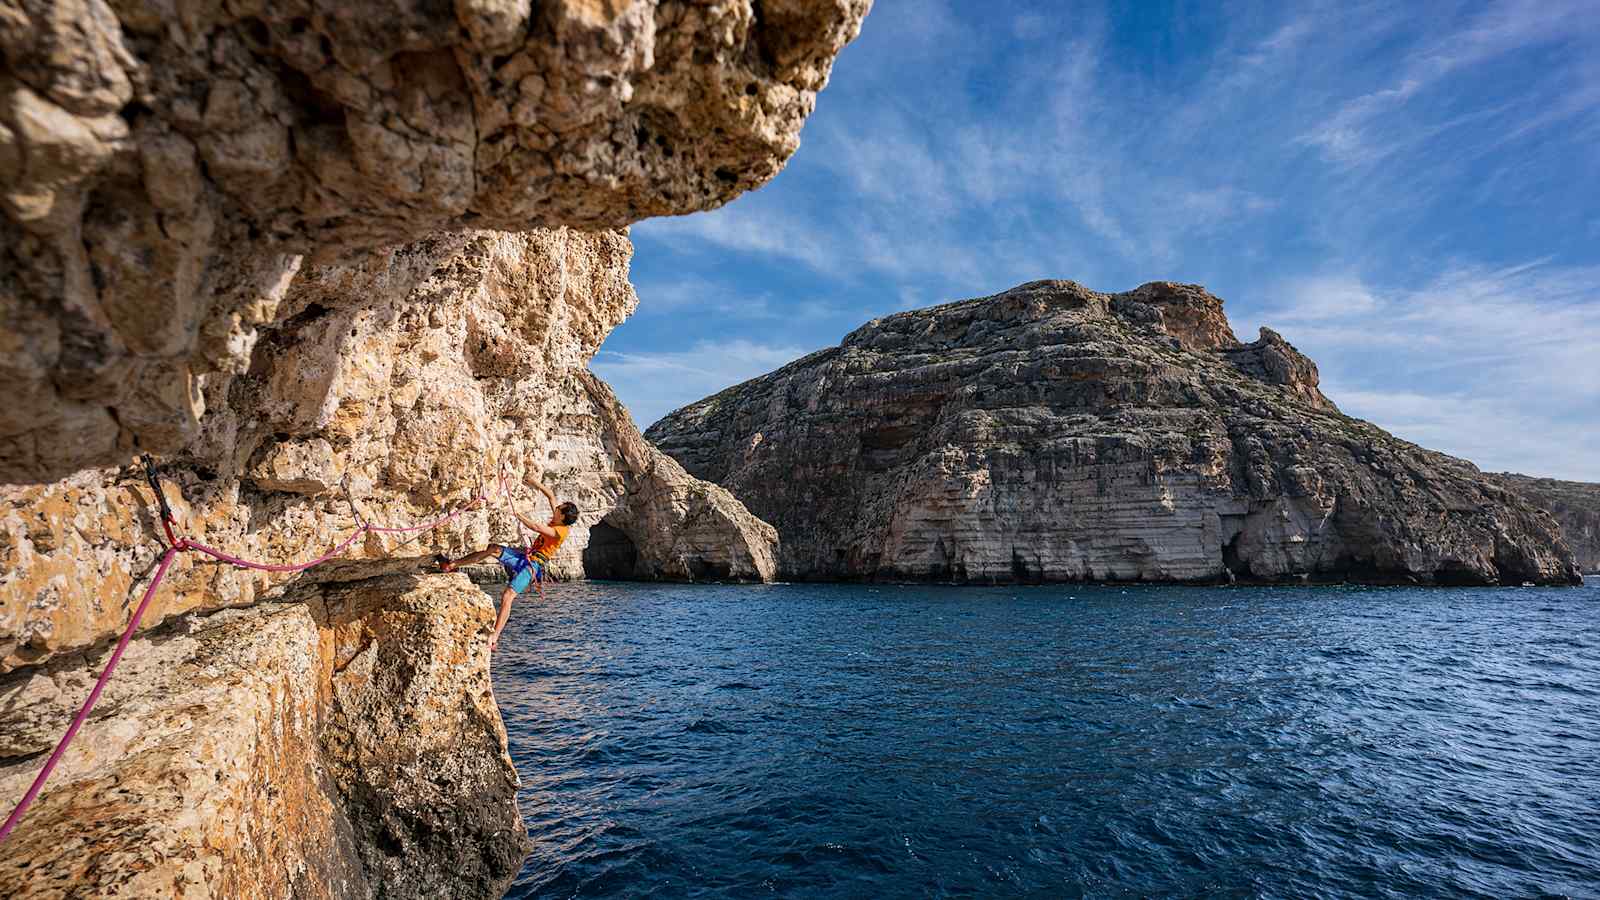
[[1, 229, 778, 674], [0, 3, 859, 892], [1112, 281, 1238, 352], [0, 563, 527, 899], [251, 437, 341, 494], [574, 371, 778, 581], [648, 280, 1583, 587], [0, 0, 872, 483]]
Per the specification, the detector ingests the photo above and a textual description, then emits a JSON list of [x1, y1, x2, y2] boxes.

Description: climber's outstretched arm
[[511, 507, 558, 539], [518, 463, 560, 538]]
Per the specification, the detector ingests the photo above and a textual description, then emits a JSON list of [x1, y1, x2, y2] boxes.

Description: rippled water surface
[[491, 579, 1600, 898]]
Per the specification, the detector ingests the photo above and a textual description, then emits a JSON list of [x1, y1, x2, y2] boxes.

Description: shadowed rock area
[[2, 230, 777, 676], [647, 280, 1583, 587]]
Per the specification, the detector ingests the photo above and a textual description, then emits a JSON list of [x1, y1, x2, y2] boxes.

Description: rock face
[[2, 229, 777, 676], [1, 1, 865, 892], [0, 0, 871, 483], [0, 562, 528, 899], [1494, 474, 1600, 573], [575, 370, 778, 581], [648, 280, 1583, 586]]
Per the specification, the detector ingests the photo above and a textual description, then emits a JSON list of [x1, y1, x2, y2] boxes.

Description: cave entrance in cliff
[[583, 519, 639, 580], [1220, 514, 1252, 581]]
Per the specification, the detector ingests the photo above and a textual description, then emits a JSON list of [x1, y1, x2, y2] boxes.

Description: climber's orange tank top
[[531, 524, 570, 560]]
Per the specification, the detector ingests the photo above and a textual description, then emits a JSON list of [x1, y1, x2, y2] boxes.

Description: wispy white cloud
[[630, 277, 853, 323], [1257, 19, 1313, 55], [1254, 260, 1600, 479], [1298, 79, 1423, 166], [1269, 276, 1383, 320], [642, 10, 1295, 286], [1176, 187, 1278, 228], [590, 339, 815, 428], [1329, 386, 1600, 481], [641, 205, 838, 274], [1296, 0, 1599, 167], [1411, 0, 1598, 79], [613, 1, 1600, 483], [634, 178, 1048, 294]]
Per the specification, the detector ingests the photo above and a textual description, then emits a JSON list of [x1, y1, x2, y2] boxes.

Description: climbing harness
[[0, 454, 528, 844], [498, 461, 551, 601]]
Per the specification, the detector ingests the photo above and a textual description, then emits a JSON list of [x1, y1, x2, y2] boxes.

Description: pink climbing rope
[[0, 546, 180, 844], [0, 471, 514, 845], [364, 501, 480, 535], [183, 526, 370, 572]]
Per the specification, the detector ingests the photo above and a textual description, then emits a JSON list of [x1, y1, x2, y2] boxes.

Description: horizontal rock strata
[[648, 280, 1583, 587], [0, 563, 527, 899]]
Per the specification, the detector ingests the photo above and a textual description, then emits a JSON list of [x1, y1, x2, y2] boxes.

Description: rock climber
[[438, 463, 579, 651]]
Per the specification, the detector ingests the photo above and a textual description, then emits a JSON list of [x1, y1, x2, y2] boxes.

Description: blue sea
[[491, 579, 1600, 898]]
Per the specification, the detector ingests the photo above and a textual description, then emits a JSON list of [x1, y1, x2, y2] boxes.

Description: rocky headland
[[1, 1, 867, 895], [1494, 474, 1600, 574], [647, 280, 1583, 587]]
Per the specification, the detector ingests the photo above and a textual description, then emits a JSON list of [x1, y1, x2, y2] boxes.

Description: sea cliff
[[1, 562, 526, 897], [0, 1, 868, 895], [1494, 474, 1600, 574], [647, 280, 1583, 586]]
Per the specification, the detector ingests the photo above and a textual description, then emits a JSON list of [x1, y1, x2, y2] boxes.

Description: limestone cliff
[[1, 0, 865, 894], [2, 0, 870, 484], [2, 229, 777, 677], [648, 280, 1583, 587], [0, 561, 526, 898], [1494, 474, 1600, 573], [0, 224, 783, 895]]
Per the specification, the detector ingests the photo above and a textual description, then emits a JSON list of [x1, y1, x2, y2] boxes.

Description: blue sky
[[593, 0, 1600, 481]]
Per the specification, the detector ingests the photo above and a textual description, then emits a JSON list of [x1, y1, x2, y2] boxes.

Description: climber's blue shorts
[[497, 546, 543, 593]]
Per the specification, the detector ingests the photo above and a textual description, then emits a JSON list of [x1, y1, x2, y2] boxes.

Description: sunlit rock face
[[0, 0, 871, 483], [0, 2, 864, 890], [1, 229, 777, 675], [648, 280, 1583, 587], [0, 564, 528, 899], [1494, 474, 1600, 573]]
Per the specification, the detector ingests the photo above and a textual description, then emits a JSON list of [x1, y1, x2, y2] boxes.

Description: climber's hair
[[559, 502, 580, 525]]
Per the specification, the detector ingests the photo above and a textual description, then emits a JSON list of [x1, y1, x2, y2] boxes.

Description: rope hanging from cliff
[[0, 456, 514, 846]]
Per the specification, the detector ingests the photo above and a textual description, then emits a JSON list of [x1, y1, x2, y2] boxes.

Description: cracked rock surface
[[648, 280, 1583, 587], [1, 0, 870, 482], [0, 564, 529, 899], [0, 2, 861, 892], [1, 229, 778, 675], [1494, 474, 1600, 574]]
